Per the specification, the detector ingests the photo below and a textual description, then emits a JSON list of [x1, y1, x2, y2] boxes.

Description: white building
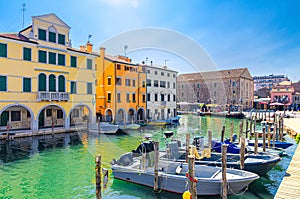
[[145, 64, 177, 120]]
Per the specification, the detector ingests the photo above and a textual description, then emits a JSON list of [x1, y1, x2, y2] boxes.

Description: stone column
[[65, 117, 70, 131], [32, 119, 39, 134]]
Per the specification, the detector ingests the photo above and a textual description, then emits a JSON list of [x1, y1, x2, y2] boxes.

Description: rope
[[228, 183, 249, 196]]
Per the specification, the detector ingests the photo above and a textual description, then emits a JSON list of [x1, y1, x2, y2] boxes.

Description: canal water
[[0, 115, 297, 199]]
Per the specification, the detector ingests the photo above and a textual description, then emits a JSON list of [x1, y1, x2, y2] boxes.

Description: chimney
[[86, 42, 93, 53], [100, 47, 106, 58], [79, 45, 86, 51]]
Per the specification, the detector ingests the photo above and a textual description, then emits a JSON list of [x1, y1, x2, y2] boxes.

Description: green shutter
[[71, 56, 77, 67], [0, 111, 9, 126], [87, 59, 92, 69], [23, 47, 31, 61], [49, 52, 56, 64], [38, 74, 46, 91], [0, 76, 7, 91], [58, 54, 65, 66], [49, 31, 56, 43], [87, 83, 92, 94], [38, 50, 47, 63], [0, 43, 7, 57], [58, 76, 65, 92], [58, 34, 65, 45], [38, 29, 46, 41], [23, 77, 31, 92], [49, 75, 56, 92], [71, 82, 76, 94]]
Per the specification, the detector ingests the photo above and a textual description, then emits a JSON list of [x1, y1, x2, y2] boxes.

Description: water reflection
[[0, 133, 82, 164]]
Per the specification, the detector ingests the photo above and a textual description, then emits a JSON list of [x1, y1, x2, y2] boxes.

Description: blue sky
[[1, 0, 299, 81]]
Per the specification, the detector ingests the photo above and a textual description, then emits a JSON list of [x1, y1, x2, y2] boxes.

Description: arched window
[[38, 73, 46, 91], [58, 75, 65, 92], [49, 74, 56, 92]]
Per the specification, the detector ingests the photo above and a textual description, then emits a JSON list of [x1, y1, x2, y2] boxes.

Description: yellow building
[[96, 48, 146, 124], [0, 13, 96, 134]]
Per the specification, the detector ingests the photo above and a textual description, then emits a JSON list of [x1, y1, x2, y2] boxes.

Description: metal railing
[[37, 92, 70, 101]]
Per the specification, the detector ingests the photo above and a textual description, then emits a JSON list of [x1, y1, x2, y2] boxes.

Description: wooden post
[[6, 121, 10, 141], [279, 117, 283, 141], [186, 133, 190, 163], [208, 130, 212, 150], [188, 145, 197, 198], [221, 126, 225, 142], [238, 121, 243, 144], [95, 155, 102, 199], [262, 127, 266, 152], [230, 122, 234, 142], [245, 120, 249, 139], [254, 120, 258, 154], [240, 136, 245, 170], [153, 141, 159, 192], [249, 118, 253, 138], [278, 118, 281, 141], [267, 125, 271, 149], [268, 110, 271, 122], [52, 117, 54, 135], [221, 144, 228, 199], [273, 122, 277, 148]]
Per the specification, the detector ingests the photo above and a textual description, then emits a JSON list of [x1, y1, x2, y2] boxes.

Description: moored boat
[[111, 153, 259, 196]]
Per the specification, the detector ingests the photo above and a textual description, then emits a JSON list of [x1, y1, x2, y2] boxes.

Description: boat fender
[[182, 190, 191, 199], [175, 163, 183, 174], [194, 149, 201, 159]]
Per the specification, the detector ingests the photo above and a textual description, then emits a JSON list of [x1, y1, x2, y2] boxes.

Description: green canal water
[[0, 115, 297, 199]]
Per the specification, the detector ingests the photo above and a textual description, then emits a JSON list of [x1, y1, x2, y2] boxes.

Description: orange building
[[95, 48, 146, 124]]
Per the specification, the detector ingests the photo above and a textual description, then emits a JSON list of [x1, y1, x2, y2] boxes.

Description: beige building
[[177, 68, 254, 110]]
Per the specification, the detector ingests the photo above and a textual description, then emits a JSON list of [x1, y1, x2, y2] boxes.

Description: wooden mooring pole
[[240, 136, 245, 170], [221, 126, 225, 142], [95, 155, 102, 199], [6, 121, 10, 141], [239, 121, 243, 144], [222, 144, 228, 198], [245, 120, 249, 139], [267, 125, 271, 149], [273, 123, 277, 148], [188, 145, 197, 198], [254, 120, 258, 155], [262, 127, 266, 152], [208, 130, 212, 150], [153, 141, 159, 192], [230, 122, 234, 142], [186, 133, 190, 163]]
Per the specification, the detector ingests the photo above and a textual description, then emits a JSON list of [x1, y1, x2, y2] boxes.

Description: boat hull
[[112, 161, 258, 196]]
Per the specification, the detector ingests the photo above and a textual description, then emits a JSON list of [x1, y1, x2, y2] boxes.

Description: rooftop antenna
[[145, 57, 148, 65], [164, 59, 169, 66], [21, 3, 26, 29], [124, 44, 128, 57], [88, 34, 92, 42]]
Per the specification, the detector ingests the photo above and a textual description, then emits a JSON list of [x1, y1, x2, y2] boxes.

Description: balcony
[[37, 92, 70, 101]]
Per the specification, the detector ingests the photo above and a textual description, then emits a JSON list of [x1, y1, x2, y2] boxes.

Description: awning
[[269, 102, 284, 106]]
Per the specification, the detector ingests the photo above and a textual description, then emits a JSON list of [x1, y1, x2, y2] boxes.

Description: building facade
[[95, 48, 146, 124], [270, 81, 294, 106], [0, 14, 96, 133], [145, 64, 177, 120], [253, 74, 289, 91], [177, 68, 254, 110]]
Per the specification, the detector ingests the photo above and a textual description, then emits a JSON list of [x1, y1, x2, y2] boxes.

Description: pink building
[[270, 81, 294, 106]]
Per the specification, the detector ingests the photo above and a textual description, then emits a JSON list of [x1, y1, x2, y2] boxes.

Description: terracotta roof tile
[[0, 33, 37, 44]]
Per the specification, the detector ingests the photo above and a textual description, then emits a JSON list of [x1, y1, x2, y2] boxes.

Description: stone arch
[[128, 108, 136, 123], [116, 108, 126, 123], [136, 108, 145, 122], [0, 104, 34, 130], [104, 108, 113, 122], [36, 104, 67, 129], [69, 104, 92, 127]]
